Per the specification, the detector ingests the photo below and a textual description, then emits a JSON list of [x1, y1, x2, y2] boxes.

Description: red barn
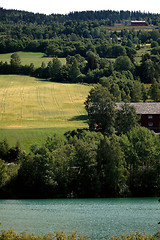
[[131, 21, 146, 26], [116, 102, 160, 132]]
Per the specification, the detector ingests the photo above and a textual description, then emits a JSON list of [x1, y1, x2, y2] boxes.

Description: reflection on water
[[0, 198, 159, 240]]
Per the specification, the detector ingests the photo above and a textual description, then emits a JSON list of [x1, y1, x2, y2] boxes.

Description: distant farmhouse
[[114, 20, 146, 27], [116, 102, 160, 132], [131, 20, 146, 26]]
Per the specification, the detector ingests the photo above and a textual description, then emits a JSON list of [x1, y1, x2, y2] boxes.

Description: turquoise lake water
[[0, 198, 159, 239]]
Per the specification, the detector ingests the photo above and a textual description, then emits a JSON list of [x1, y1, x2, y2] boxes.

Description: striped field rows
[[0, 75, 91, 129]]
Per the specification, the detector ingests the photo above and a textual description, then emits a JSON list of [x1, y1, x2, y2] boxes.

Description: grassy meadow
[[0, 128, 72, 152], [0, 51, 66, 67], [135, 44, 151, 64], [0, 75, 91, 151], [104, 25, 156, 34]]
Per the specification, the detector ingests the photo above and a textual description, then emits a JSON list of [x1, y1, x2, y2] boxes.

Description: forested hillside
[[0, 8, 160, 53], [0, 8, 160, 199], [0, 8, 160, 103]]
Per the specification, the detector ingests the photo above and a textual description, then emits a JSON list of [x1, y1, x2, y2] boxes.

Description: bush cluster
[[0, 229, 160, 240], [0, 126, 159, 198]]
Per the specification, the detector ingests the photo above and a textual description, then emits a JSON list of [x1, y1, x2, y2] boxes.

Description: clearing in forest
[[0, 52, 66, 67]]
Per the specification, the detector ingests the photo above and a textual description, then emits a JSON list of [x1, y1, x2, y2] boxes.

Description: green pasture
[[0, 75, 91, 151], [0, 51, 66, 67], [0, 128, 73, 152], [135, 44, 151, 64], [104, 25, 155, 33]]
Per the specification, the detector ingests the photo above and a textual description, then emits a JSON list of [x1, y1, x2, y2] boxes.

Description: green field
[[104, 25, 156, 33], [0, 75, 91, 151], [0, 128, 72, 152], [135, 44, 151, 64], [0, 51, 66, 67]]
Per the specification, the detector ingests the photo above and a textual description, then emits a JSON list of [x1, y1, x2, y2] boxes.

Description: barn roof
[[131, 20, 145, 23], [116, 102, 160, 114]]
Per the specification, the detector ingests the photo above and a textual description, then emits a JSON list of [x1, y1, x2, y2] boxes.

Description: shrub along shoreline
[[0, 127, 159, 199], [0, 229, 160, 240]]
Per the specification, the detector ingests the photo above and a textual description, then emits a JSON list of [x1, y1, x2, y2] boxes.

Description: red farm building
[[131, 21, 146, 26], [116, 102, 160, 132]]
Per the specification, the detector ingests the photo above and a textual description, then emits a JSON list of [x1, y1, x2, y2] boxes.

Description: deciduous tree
[[116, 103, 139, 135], [114, 56, 133, 72], [97, 134, 127, 197], [85, 85, 116, 135]]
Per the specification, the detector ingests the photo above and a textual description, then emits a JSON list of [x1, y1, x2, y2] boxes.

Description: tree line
[[0, 127, 159, 198], [0, 8, 159, 32], [0, 95, 159, 198], [0, 7, 160, 54], [0, 7, 160, 101], [0, 29, 160, 55], [1, 51, 160, 102], [1, 229, 160, 240]]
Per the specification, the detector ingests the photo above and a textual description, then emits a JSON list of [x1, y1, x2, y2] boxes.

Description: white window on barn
[[148, 115, 153, 119], [148, 122, 153, 127]]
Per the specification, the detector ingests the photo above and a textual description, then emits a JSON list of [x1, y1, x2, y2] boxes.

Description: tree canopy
[[85, 85, 139, 135], [85, 85, 116, 135]]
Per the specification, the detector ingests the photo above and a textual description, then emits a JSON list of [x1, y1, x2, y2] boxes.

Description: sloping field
[[0, 75, 91, 129]]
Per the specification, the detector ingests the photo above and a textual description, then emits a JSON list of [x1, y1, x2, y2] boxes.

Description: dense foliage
[[0, 124, 159, 198], [0, 229, 87, 240], [0, 8, 160, 199], [0, 8, 159, 42], [110, 231, 160, 240], [0, 8, 160, 101], [0, 229, 160, 240]]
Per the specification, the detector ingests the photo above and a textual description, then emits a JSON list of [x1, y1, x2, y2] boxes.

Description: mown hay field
[[0, 75, 91, 150], [0, 75, 91, 129], [0, 52, 66, 67]]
